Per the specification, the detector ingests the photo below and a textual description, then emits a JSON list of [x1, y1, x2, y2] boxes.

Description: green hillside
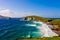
[[25, 16, 60, 35], [17, 36, 60, 40], [25, 16, 48, 22]]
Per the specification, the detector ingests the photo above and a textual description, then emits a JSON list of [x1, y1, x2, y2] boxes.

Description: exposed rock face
[[24, 17, 40, 21]]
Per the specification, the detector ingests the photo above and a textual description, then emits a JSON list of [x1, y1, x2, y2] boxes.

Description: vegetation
[[25, 16, 60, 25], [16, 16, 60, 40], [17, 36, 60, 40], [25, 16, 48, 22], [25, 16, 60, 35], [51, 19, 60, 25]]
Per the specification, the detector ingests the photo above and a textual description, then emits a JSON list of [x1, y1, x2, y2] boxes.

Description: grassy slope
[[17, 37, 60, 40], [25, 16, 60, 30], [25, 16, 48, 22]]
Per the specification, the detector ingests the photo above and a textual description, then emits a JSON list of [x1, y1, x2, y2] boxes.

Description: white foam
[[34, 21, 58, 37], [26, 24, 36, 27]]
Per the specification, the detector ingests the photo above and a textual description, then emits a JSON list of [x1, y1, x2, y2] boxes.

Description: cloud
[[0, 9, 59, 18], [0, 9, 55, 18], [0, 9, 14, 17], [0, 9, 39, 18]]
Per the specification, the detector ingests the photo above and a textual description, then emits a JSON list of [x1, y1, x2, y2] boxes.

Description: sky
[[0, 0, 60, 18]]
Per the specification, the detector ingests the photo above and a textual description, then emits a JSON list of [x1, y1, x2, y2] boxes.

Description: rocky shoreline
[[24, 16, 60, 36]]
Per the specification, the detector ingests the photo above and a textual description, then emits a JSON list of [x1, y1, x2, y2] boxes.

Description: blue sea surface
[[0, 19, 42, 40]]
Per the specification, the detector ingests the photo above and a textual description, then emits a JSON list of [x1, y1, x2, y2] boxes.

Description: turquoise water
[[0, 19, 42, 40]]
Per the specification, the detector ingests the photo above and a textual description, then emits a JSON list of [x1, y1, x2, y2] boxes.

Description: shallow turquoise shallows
[[0, 19, 42, 40]]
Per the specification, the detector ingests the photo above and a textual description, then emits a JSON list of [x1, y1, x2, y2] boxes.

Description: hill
[[25, 16, 60, 36], [24, 16, 48, 22]]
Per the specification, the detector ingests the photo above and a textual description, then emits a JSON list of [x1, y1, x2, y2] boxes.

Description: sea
[[0, 18, 43, 40]]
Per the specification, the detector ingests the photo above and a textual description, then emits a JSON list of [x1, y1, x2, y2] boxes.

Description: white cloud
[[0, 9, 39, 18], [0, 9, 14, 17]]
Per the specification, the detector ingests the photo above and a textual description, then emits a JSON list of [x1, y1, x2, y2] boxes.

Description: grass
[[16, 36, 60, 40]]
